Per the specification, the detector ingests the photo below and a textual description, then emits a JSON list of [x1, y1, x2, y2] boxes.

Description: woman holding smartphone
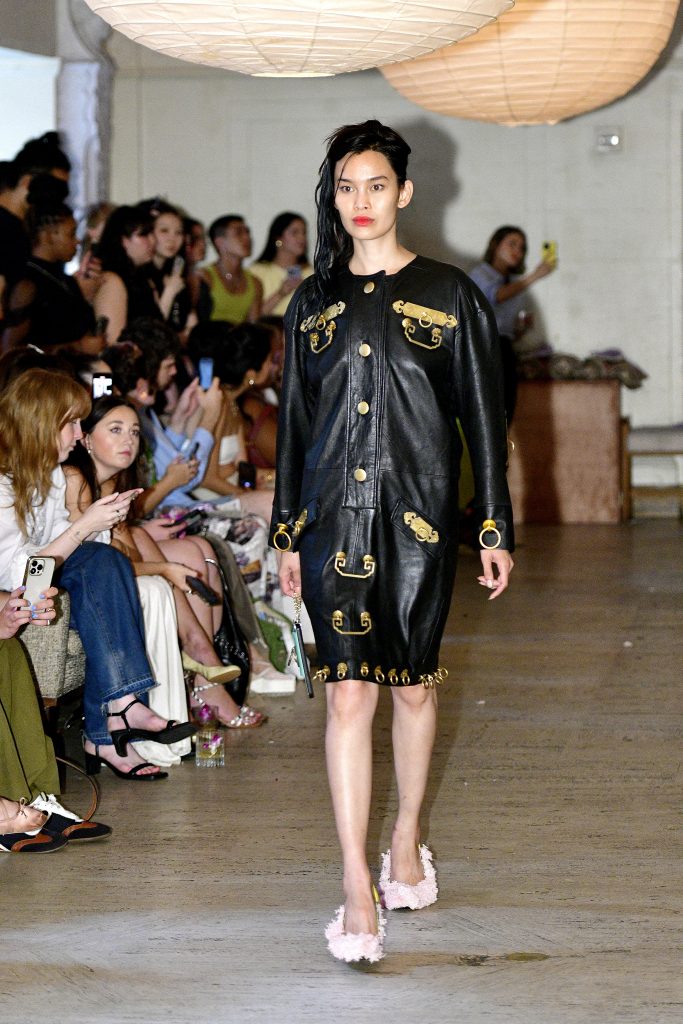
[[251, 212, 313, 317], [274, 121, 514, 963], [0, 369, 196, 780]]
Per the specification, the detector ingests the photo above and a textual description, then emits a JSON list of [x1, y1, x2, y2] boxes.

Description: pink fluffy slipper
[[324, 887, 386, 963], [379, 843, 438, 911]]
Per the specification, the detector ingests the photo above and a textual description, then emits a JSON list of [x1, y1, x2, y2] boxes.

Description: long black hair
[[314, 120, 411, 301], [97, 205, 154, 280], [66, 395, 146, 517], [255, 212, 308, 265]]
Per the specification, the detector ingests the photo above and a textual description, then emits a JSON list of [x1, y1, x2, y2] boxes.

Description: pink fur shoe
[[324, 885, 386, 963], [379, 843, 438, 910]]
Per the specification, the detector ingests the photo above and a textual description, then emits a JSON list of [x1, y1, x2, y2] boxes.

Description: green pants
[[0, 638, 60, 801]]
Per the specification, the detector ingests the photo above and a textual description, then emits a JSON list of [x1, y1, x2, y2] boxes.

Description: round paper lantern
[[382, 0, 679, 125], [83, 0, 514, 77]]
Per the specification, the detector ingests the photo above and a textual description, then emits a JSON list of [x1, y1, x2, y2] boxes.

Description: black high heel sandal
[[107, 698, 197, 757], [84, 747, 169, 781]]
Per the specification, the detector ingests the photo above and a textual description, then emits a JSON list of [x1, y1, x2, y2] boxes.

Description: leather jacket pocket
[[391, 498, 448, 560]]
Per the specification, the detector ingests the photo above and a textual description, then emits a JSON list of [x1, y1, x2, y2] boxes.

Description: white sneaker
[[249, 664, 296, 695]]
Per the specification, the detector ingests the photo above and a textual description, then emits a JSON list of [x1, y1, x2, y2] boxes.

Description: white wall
[[0, 47, 59, 159], [109, 34, 683, 428]]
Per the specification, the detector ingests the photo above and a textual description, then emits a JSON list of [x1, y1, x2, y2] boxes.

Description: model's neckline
[[344, 255, 419, 281]]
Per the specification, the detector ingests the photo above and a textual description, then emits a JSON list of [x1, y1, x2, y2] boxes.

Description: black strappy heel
[[107, 698, 197, 756], [84, 746, 169, 782]]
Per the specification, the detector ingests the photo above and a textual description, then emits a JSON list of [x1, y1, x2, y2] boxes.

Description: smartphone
[[22, 556, 56, 607], [238, 461, 257, 490], [198, 357, 214, 391], [542, 240, 557, 263], [172, 255, 185, 276], [92, 373, 113, 398], [185, 575, 221, 606]]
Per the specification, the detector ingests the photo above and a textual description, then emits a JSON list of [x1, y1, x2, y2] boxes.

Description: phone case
[[185, 575, 221, 606], [292, 621, 314, 698], [22, 556, 56, 605]]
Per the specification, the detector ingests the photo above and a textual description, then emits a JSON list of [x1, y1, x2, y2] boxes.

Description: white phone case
[[22, 556, 56, 605]]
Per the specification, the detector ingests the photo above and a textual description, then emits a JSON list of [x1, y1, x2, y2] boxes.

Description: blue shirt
[[141, 409, 214, 508], [469, 262, 525, 339]]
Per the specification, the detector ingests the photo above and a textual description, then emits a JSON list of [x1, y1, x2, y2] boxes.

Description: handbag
[[205, 557, 251, 707]]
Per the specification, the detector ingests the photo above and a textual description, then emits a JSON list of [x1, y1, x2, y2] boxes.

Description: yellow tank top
[[205, 264, 258, 324]]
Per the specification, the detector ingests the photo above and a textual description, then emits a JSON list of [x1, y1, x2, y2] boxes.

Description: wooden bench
[[623, 425, 683, 520]]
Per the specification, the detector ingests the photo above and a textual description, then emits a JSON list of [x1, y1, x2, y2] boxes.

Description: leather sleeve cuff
[[472, 505, 515, 553], [268, 501, 317, 552]]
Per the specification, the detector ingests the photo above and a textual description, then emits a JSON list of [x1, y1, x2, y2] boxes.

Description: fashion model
[[273, 121, 514, 963]]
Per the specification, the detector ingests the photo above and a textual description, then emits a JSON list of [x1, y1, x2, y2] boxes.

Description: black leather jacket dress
[[269, 255, 514, 688]]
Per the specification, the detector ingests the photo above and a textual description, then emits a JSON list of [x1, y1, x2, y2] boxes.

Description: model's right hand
[[278, 551, 301, 598]]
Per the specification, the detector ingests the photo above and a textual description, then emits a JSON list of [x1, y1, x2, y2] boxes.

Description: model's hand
[[477, 549, 514, 601], [0, 585, 57, 637], [278, 551, 301, 598]]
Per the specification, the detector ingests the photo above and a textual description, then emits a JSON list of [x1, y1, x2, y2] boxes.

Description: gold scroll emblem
[[403, 511, 439, 544], [332, 610, 372, 636], [300, 301, 346, 354]]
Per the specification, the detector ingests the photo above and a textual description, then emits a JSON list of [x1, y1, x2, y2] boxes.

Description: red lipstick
[[353, 217, 374, 226]]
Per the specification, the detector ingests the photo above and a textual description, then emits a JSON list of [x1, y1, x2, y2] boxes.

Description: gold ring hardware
[[374, 666, 385, 683], [403, 511, 439, 544], [360, 661, 369, 678], [479, 519, 502, 550], [301, 302, 346, 355], [393, 300, 457, 352], [273, 523, 292, 551], [313, 665, 330, 682], [388, 668, 398, 685], [400, 670, 411, 686], [334, 552, 376, 579], [336, 662, 348, 680], [332, 610, 372, 636]]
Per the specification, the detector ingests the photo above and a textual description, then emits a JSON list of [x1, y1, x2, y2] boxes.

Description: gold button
[[354, 468, 367, 482], [363, 282, 375, 294], [357, 401, 369, 415], [359, 343, 371, 357]]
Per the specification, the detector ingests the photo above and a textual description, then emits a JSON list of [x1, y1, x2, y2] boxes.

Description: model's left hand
[[477, 549, 514, 601]]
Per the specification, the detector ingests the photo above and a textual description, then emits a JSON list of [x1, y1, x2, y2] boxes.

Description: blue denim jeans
[[56, 543, 155, 745]]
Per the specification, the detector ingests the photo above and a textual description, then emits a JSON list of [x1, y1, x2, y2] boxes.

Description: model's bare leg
[[389, 684, 438, 884], [325, 679, 380, 935]]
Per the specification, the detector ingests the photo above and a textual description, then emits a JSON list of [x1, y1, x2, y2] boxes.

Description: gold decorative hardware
[[374, 666, 385, 683], [293, 508, 308, 538], [479, 519, 502, 550], [332, 610, 372, 636], [336, 662, 348, 680], [388, 668, 398, 685], [360, 661, 369, 678], [357, 401, 369, 416], [393, 299, 457, 352], [403, 511, 439, 544], [300, 302, 346, 354], [400, 670, 411, 686], [273, 523, 292, 551], [393, 300, 457, 329], [353, 468, 367, 482], [358, 343, 371, 358], [334, 552, 376, 579], [363, 282, 375, 294], [418, 666, 448, 689], [313, 665, 330, 682]]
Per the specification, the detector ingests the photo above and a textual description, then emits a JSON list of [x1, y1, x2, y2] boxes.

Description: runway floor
[[2, 521, 682, 1024]]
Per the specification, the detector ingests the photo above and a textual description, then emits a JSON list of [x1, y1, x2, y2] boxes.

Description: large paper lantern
[[382, 0, 679, 125], [83, 0, 514, 77]]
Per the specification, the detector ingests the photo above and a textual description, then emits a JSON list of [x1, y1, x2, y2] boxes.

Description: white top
[[0, 467, 110, 590], [218, 434, 240, 466]]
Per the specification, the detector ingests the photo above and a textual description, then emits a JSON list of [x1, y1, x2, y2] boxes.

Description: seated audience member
[[250, 212, 312, 317], [2, 198, 99, 353], [65, 396, 266, 730], [199, 215, 262, 324], [188, 322, 275, 520], [94, 205, 160, 344], [0, 587, 112, 852], [139, 198, 194, 336], [105, 318, 222, 510], [0, 369, 196, 781]]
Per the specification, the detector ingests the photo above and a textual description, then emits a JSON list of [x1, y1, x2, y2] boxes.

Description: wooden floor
[[2, 522, 682, 1024]]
